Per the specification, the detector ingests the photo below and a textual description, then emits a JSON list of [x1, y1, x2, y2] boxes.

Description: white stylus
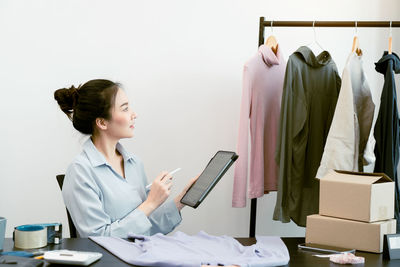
[[146, 168, 182, 190]]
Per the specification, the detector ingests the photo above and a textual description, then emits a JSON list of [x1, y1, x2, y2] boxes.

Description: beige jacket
[[316, 52, 375, 179]]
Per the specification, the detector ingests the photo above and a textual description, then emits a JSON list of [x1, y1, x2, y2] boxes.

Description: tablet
[[180, 151, 238, 208]]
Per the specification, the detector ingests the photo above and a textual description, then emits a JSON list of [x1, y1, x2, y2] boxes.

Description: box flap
[[335, 170, 393, 182], [321, 170, 393, 184]]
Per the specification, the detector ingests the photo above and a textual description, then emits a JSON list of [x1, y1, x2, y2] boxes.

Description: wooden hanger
[[352, 22, 362, 56], [266, 36, 278, 55], [265, 21, 278, 55], [389, 21, 393, 54]]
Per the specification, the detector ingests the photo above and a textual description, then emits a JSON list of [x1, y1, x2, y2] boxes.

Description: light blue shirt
[[62, 138, 182, 238]]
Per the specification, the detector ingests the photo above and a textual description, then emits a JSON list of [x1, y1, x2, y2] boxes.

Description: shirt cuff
[[121, 208, 153, 236], [163, 200, 182, 228]]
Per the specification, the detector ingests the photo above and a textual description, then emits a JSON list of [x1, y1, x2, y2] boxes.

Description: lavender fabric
[[90, 231, 290, 267]]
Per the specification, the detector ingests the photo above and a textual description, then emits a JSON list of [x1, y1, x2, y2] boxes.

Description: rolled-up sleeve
[[148, 200, 182, 235]]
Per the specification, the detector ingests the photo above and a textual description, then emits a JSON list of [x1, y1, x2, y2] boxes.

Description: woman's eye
[[124, 107, 129, 111]]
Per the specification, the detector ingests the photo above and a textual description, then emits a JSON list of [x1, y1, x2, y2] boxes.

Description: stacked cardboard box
[[305, 170, 396, 253]]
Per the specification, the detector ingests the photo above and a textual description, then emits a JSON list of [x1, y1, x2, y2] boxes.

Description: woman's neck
[[91, 134, 120, 161]]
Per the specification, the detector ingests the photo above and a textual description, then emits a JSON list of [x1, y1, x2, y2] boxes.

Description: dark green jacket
[[273, 46, 341, 226]]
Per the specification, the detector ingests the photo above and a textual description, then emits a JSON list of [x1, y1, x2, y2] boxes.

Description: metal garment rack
[[249, 17, 400, 238]]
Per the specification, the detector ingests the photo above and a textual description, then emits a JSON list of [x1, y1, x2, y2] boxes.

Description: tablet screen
[[181, 151, 237, 208]]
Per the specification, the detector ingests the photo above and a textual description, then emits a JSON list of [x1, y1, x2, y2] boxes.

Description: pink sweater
[[232, 45, 286, 208]]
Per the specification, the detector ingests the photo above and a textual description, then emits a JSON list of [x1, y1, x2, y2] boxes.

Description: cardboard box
[[319, 170, 394, 222], [306, 214, 396, 253]]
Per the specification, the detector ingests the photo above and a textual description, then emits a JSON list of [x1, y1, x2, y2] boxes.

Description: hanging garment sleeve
[[273, 61, 297, 223], [232, 66, 253, 208]]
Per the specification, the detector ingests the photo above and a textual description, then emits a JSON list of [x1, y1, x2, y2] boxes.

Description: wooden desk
[[2, 237, 400, 266], [237, 237, 400, 266]]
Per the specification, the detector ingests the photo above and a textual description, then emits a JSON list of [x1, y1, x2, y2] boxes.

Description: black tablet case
[[180, 151, 238, 208]]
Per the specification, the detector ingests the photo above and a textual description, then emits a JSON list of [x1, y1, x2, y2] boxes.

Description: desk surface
[[3, 237, 400, 266]]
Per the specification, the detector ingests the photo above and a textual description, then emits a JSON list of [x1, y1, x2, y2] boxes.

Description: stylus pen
[[146, 168, 182, 190]]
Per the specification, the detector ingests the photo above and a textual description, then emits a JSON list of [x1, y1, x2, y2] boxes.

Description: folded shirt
[[90, 231, 290, 267]]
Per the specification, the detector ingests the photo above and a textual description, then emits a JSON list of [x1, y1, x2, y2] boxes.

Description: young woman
[[54, 79, 197, 238]]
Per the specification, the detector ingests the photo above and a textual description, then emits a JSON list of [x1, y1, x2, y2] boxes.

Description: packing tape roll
[[13, 223, 62, 249], [29, 223, 63, 244], [14, 225, 47, 249]]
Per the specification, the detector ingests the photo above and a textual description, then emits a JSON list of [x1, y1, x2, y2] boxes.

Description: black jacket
[[373, 51, 400, 232]]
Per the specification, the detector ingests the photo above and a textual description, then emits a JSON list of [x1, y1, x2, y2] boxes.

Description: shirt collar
[[116, 142, 135, 163], [83, 138, 136, 168]]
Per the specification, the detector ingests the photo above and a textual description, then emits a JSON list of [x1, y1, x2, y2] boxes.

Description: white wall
[[0, 0, 399, 238]]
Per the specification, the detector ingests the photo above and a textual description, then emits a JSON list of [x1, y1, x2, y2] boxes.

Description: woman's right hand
[[138, 171, 172, 216]]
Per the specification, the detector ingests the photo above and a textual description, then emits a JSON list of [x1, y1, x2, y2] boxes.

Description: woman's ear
[[95, 118, 108, 131]]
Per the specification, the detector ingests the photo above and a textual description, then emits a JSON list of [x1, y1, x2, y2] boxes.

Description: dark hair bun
[[54, 79, 120, 135], [54, 85, 80, 120]]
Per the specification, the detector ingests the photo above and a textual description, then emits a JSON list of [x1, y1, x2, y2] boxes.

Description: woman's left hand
[[174, 175, 199, 211]]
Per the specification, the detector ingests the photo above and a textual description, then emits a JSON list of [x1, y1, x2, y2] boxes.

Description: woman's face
[[107, 88, 137, 139]]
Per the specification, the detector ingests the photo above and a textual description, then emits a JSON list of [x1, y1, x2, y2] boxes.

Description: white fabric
[[317, 52, 375, 178]]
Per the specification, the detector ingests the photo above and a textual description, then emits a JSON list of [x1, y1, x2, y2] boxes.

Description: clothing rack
[[250, 17, 400, 238]]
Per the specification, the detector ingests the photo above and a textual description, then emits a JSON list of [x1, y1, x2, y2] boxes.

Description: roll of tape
[[14, 225, 47, 249], [29, 223, 63, 244]]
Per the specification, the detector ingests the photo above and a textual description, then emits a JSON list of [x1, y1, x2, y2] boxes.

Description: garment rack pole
[[250, 17, 400, 238]]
